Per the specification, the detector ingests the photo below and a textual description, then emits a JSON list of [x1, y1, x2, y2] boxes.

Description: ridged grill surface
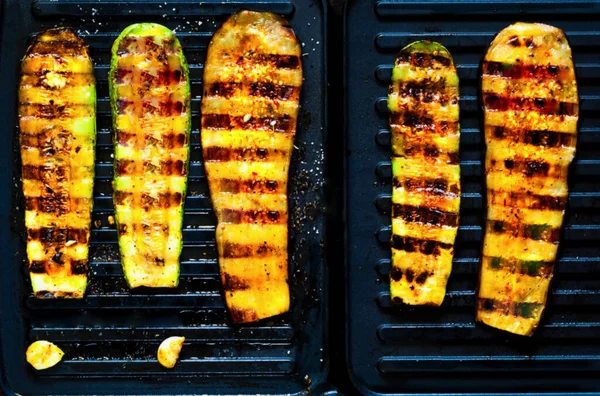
[[0, 0, 327, 394], [346, 0, 600, 393]]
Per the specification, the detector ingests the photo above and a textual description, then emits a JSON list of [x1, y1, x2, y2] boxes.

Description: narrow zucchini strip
[[19, 28, 96, 298], [109, 24, 191, 288], [478, 23, 578, 336], [202, 11, 302, 323], [388, 41, 461, 306]]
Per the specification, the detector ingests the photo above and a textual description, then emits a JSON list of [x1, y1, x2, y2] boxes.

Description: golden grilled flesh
[[19, 28, 96, 298], [201, 11, 302, 323], [478, 23, 578, 336], [388, 41, 461, 306]]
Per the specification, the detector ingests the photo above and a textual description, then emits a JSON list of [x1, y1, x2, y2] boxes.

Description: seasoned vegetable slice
[[202, 11, 302, 323], [19, 28, 96, 298], [388, 41, 461, 306], [109, 23, 191, 288], [478, 23, 578, 336], [26, 340, 64, 370]]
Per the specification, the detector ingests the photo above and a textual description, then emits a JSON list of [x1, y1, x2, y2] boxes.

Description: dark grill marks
[[483, 61, 570, 80], [490, 126, 576, 148], [25, 196, 89, 215], [202, 114, 293, 133], [397, 51, 452, 68], [204, 146, 286, 162], [223, 273, 251, 291], [397, 80, 455, 105], [389, 266, 432, 285], [390, 112, 458, 135], [70, 260, 89, 275], [116, 132, 187, 149], [220, 209, 286, 224], [31, 258, 89, 276], [216, 179, 285, 194], [392, 204, 458, 227], [495, 157, 565, 178], [28, 39, 86, 57], [391, 235, 452, 256], [486, 255, 554, 277], [489, 190, 566, 211], [488, 220, 560, 244], [478, 298, 543, 319], [28, 227, 88, 244], [399, 143, 459, 165], [114, 191, 183, 209], [206, 82, 300, 101], [221, 242, 283, 259], [117, 98, 185, 117], [393, 177, 459, 198], [230, 307, 259, 323], [249, 53, 300, 69], [483, 93, 578, 116], [115, 159, 186, 176], [19, 102, 92, 119]]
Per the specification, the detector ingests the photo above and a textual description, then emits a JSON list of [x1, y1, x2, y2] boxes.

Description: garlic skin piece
[[26, 341, 64, 370], [157, 336, 185, 368]]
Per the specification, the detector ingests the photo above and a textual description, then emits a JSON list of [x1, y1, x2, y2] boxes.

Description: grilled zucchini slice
[[388, 41, 461, 306], [19, 28, 96, 298], [109, 24, 191, 288], [478, 23, 578, 336], [201, 11, 302, 323]]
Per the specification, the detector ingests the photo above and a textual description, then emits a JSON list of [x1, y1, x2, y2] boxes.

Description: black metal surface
[[0, 0, 330, 394], [345, 0, 600, 394]]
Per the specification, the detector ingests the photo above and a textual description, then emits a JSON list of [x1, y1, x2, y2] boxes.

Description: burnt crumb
[[415, 271, 429, 285], [508, 36, 520, 46], [51, 251, 64, 265], [392, 296, 403, 304], [405, 269, 415, 282], [504, 159, 515, 169]]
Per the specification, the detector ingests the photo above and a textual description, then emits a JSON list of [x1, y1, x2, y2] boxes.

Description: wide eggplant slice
[[109, 24, 191, 288], [478, 23, 578, 336], [388, 41, 461, 306], [19, 28, 96, 298], [201, 11, 302, 323]]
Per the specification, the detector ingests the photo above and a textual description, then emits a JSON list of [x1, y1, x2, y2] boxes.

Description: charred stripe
[[204, 146, 287, 162], [221, 241, 284, 259], [483, 93, 578, 116], [202, 114, 293, 133], [27, 40, 86, 56], [243, 53, 300, 69], [390, 112, 458, 135], [488, 220, 560, 244], [222, 273, 251, 291], [399, 143, 460, 165], [25, 196, 89, 214], [393, 176, 460, 197], [220, 209, 286, 224], [491, 126, 577, 148], [486, 255, 554, 276], [230, 307, 259, 323], [396, 81, 457, 106], [117, 98, 184, 116], [22, 164, 71, 180], [397, 51, 452, 68], [483, 61, 569, 80], [216, 178, 285, 194], [489, 190, 566, 211], [116, 159, 186, 177], [116, 132, 187, 149], [392, 204, 458, 227], [205, 82, 299, 101], [391, 234, 453, 256], [28, 227, 88, 244], [478, 298, 543, 319], [19, 102, 93, 118], [390, 266, 432, 285], [114, 190, 183, 209]]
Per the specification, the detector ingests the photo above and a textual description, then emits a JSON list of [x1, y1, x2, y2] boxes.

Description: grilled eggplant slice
[[478, 23, 578, 336], [109, 24, 191, 288], [388, 41, 460, 306], [19, 28, 96, 298], [201, 11, 302, 323]]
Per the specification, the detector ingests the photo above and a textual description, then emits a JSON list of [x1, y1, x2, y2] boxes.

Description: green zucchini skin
[[108, 23, 191, 288], [19, 28, 96, 298]]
